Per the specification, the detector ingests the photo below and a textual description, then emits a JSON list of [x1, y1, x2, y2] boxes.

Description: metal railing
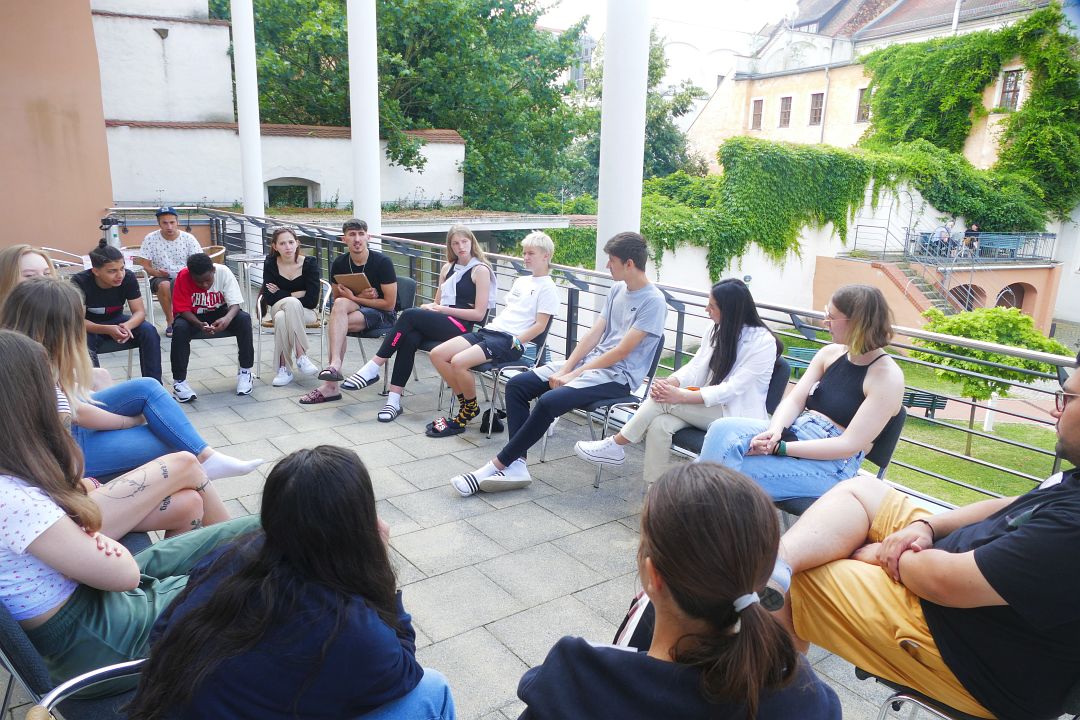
[[201, 210, 1076, 507], [905, 230, 1057, 264]]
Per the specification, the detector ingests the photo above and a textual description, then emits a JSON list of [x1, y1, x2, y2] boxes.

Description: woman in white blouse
[[575, 278, 781, 484]]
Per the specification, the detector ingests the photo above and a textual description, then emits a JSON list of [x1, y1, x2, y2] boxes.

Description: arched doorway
[[949, 284, 986, 311], [265, 177, 321, 208], [996, 282, 1037, 314]]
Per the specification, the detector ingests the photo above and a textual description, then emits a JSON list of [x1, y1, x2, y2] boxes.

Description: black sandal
[[426, 416, 465, 437]]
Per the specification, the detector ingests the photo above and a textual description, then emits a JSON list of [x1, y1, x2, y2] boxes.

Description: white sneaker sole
[[574, 444, 625, 466], [272, 376, 293, 387], [478, 474, 532, 493]]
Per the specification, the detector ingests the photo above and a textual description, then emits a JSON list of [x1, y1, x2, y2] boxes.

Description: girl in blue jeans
[[127, 446, 456, 720], [0, 279, 263, 480], [699, 285, 905, 503]]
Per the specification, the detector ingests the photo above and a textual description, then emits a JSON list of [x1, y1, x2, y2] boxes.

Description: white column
[[230, 0, 265, 257], [347, 0, 383, 242], [595, 0, 650, 269]]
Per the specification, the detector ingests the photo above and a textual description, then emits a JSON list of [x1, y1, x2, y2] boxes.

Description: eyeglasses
[[1056, 390, 1080, 412], [823, 306, 845, 322]]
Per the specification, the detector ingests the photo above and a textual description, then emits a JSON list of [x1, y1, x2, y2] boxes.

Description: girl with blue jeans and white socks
[[698, 285, 905, 504]]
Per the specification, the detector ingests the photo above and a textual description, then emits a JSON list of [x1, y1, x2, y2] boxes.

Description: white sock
[[474, 461, 498, 479], [509, 458, 528, 472], [361, 360, 380, 379], [386, 391, 402, 409], [201, 452, 264, 481]]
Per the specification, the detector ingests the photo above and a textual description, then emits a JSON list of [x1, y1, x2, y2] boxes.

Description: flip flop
[[377, 403, 402, 422], [342, 371, 380, 390], [426, 416, 465, 438], [317, 366, 344, 382], [299, 388, 342, 405]]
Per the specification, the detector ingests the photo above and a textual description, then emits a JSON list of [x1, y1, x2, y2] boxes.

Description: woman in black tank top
[[699, 285, 905, 503], [341, 225, 494, 423]]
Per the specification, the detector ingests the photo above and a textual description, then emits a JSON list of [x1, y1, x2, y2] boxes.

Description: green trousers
[[26, 514, 260, 695]]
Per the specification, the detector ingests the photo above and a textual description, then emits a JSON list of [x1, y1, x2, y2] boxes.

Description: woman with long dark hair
[[127, 445, 455, 720], [517, 462, 840, 719], [0, 329, 255, 691], [260, 227, 321, 387], [575, 278, 780, 484], [699, 284, 905, 503]]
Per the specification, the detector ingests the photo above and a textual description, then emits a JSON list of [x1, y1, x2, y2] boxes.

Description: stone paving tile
[[474, 478, 560, 509], [333, 418, 415, 446], [280, 405, 357, 433], [178, 405, 245, 428], [369, 466, 419, 500], [389, 546, 426, 587], [416, 628, 528, 720], [533, 485, 639, 530], [528, 455, 606, 493], [229, 396, 307, 421], [387, 486, 497, 528], [391, 454, 474, 491], [352, 439, 417, 469], [551, 522, 641, 579], [390, 520, 507, 576], [466, 504, 579, 553], [487, 595, 617, 668], [238, 492, 262, 515], [217, 416, 291, 445], [475, 543, 603, 605], [213, 472, 268, 502], [269, 427, 347, 455], [375, 499, 423, 537], [212, 438, 285, 465], [404, 567, 523, 642], [389, 433, 475, 461], [572, 572, 640, 627]]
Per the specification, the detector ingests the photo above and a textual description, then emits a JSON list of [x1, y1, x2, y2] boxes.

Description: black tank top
[[804, 352, 888, 428], [443, 264, 478, 310]]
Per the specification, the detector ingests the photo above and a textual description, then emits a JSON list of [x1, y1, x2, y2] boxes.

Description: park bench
[[902, 390, 948, 418], [786, 346, 819, 377], [976, 233, 1021, 259]]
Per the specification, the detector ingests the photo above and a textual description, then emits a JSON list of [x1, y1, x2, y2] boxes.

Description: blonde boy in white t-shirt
[[426, 231, 560, 437]]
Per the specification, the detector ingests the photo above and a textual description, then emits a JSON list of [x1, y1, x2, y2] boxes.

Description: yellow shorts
[[790, 490, 994, 718]]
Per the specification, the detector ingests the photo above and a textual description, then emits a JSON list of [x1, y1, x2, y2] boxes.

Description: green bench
[[786, 346, 819, 377], [902, 390, 948, 418]]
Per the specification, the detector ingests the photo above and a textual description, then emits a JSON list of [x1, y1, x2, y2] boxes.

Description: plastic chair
[[121, 246, 156, 326], [256, 279, 331, 379], [540, 339, 668, 489], [204, 245, 227, 263], [0, 533, 150, 720], [88, 338, 135, 381]]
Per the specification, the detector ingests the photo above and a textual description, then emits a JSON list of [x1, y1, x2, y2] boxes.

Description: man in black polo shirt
[[773, 364, 1080, 719], [299, 218, 397, 404], [72, 241, 162, 383]]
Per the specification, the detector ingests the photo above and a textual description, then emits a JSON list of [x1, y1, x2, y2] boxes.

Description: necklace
[[348, 253, 368, 275]]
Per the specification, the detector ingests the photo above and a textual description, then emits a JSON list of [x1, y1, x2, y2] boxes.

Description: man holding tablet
[[300, 218, 398, 404]]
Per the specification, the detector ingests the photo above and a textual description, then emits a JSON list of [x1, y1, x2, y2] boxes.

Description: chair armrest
[[28, 658, 146, 718]]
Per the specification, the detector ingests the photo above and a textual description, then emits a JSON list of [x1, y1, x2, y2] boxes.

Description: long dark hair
[[640, 462, 797, 717], [0, 330, 97, 531], [707, 279, 782, 386], [126, 446, 399, 718], [88, 238, 123, 268]]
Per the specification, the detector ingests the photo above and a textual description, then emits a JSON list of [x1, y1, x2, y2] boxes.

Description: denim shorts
[[360, 307, 396, 332]]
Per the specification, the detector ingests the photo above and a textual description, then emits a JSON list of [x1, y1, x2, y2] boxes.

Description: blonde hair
[[0, 245, 58, 315], [831, 284, 895, 355], [0, 278, 96, 415], [444, 224, 490, 268], [521, 231, 555, 257]]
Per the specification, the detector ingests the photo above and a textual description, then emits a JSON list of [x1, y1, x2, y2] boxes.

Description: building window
[[999, 69, 1023, 111], [779, 96, 792, 127], [751, 99, 763, 130], [809, 93, 824, 125], [856, 88, 871, 123]]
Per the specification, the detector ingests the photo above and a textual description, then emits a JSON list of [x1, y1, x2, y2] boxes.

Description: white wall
[[92, 0, 209, 18], [106, 126, 465, 207], [93, 13, 234, 122]]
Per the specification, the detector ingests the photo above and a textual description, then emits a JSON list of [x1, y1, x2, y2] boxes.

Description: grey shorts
[[149, 276, 171, 292], [360, 307, 396, 332]]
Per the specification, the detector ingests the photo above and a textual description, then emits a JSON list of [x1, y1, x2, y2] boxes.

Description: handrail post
[[565, 287, 580, 358], [673, 307, 685, 370]]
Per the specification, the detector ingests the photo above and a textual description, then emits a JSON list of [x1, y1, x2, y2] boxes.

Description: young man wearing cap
[[140, 207, 203, 337]]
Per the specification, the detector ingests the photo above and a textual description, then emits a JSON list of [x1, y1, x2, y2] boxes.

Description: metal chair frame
[[351, 276, 418, 396], [255, 279, 332, 379]]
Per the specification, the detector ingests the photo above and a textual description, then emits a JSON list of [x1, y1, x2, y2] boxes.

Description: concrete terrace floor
[[4, 336, 907, 720]]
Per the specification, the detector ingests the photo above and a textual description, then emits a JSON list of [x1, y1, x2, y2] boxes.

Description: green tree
[[911, 307, 1071, 454], [566, 30, 708, 196], [210, 0, 585, 210]]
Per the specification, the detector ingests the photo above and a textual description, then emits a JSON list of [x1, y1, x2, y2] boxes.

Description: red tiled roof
[[855, 0, 1049, 38], [92, 10, 231, 27], [104, 120, 465, 144]]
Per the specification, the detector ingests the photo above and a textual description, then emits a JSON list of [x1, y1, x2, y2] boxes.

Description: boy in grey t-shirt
[[450, 232, 668, 496]]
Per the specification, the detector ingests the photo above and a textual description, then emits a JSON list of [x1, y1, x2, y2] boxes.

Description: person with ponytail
[[127, 446, 456, 720], [517, 462, 840, 719], [1, 278, 263, 484], [71, 239, 162, 383], [0, 329, 256, 692]]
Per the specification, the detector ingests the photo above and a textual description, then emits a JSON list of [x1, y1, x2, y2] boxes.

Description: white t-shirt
[[0, 475, 77, 621], [487, 275, 560, 338], [141, 229, 203, 277]]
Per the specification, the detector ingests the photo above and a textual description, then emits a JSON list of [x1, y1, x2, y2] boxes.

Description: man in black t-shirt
[[299, 218, 398, 404], [72, 265, 162, 383], [773, 366, 1080, 720]]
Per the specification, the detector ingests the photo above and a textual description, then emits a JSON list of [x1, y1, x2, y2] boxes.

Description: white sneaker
[[575, 437, 626, 466], [272, 366, 294, 387], [479, 461, 532, 493], [236, 369, 254, 396], [173, 380, 197, 403], [296, 355, 319, 376]]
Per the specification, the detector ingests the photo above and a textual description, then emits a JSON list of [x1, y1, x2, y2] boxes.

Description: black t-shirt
[[922, 469, 1080, 720], [329, 249, 397, 302], [260, 255, 321, 311], [71, 268, 141, 322]]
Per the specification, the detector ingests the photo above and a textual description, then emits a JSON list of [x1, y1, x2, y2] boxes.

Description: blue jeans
[[71, 377, 209, 477], [360, 669, 456, 720], [698, 412, 865, 501]]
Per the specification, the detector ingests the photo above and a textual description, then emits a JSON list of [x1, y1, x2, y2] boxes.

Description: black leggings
[[376, 308, 472, 387]]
